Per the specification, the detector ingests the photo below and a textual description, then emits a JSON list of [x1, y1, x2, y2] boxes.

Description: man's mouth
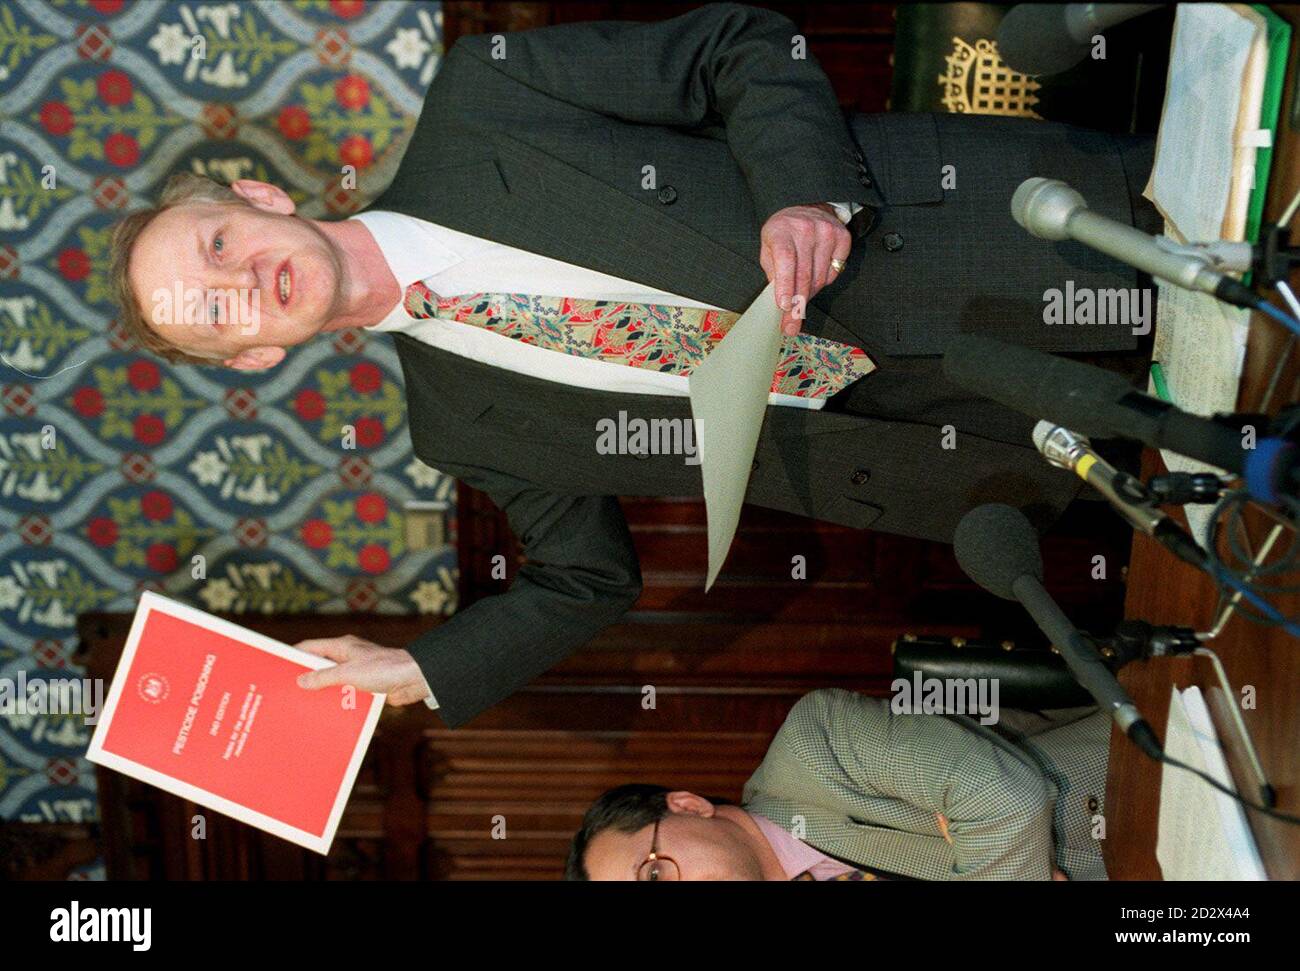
[[277, 260, 292, 307]]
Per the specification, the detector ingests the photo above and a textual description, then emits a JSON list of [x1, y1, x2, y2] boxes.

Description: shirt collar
[[747, 809, 840, 879], [347, 209, 463, 331]]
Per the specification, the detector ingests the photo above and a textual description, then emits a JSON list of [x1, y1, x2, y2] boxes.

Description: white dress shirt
[[349, 201, 860, 710]]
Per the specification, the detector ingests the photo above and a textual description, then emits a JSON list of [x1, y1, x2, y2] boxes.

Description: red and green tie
[[403, 282, 875, 399]]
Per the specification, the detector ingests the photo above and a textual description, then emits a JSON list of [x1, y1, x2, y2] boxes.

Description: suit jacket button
[[657, 186, 678, 205], [1086, 795, 1100, 813], [850, 469, 870, 485], [882, 232, 903, 252], [859, 172, 872, 187]]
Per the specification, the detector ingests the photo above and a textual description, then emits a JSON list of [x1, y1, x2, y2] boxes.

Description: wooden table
[[1103, 5, 1300, 881]]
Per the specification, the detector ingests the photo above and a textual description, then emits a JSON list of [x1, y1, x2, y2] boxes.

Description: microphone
[[1033, 421, 1208, 566], [942, 335, 1298, 500], [997, 4, 1164, 76], [1011, 177, 1262, 311], [954, 503, 1163, 760]]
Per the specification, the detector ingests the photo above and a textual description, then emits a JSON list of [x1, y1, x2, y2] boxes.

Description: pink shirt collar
[[748, 810, 858, 880]]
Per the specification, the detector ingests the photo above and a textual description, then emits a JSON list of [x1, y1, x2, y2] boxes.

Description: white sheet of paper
[[1149, 279, 1250, 544], [688, 283, 784, 591], [1156, 685, 1267, 880], [1146, 4, 1261, 243]]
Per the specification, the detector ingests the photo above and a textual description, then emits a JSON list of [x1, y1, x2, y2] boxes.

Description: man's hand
[[293, 635, 431, 706], [936, 812, 953, 845], [759, 202, 852, 336]]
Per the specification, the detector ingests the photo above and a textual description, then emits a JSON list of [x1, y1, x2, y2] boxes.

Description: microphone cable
[[1202, 488, 1300, 638], [1256, 300, 1300, 339], [1148, 746, 1300, 827]]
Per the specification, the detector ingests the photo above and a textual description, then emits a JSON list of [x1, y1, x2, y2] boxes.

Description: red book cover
[[87, 592, 384, 854]]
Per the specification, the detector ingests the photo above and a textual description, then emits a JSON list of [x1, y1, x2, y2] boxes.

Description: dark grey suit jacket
[[360, 4, 1152, 725]]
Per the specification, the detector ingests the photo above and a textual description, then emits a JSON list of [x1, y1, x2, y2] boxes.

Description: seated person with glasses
[[566, 688, 1108, 881]]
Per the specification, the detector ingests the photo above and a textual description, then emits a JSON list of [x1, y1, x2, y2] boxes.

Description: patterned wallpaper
[[0, 0, 456, 842]]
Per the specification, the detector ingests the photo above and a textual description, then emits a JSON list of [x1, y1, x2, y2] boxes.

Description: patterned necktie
[[403, 283, 875, 399], [793, 868, 879, 881]]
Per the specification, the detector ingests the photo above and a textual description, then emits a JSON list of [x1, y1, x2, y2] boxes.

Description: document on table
[[1146, 3, 1267, 244], [1156, 685, 1267, 881], [1144, 3, 1269, 543], [689, 283, 784, 591], [86, 591, 384, 854], [1149, 282, 1250, 545]]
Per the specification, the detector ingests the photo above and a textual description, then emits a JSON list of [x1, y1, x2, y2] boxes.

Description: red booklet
[[87, 592, 384, 854]]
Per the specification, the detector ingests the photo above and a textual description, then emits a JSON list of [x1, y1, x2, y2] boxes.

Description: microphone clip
[[1253, 222, 1300, 289], [1103, 620, 1202, 666]]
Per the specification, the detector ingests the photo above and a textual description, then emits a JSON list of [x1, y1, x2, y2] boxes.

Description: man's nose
[[208, 264, 261, 321], [213, 260, 258, 292]]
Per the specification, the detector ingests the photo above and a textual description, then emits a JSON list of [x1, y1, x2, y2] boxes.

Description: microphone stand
[[1100, 620, 1276, 807]]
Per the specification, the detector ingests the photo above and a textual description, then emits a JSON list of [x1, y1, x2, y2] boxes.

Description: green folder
[[1245, 5, 1291, 248]]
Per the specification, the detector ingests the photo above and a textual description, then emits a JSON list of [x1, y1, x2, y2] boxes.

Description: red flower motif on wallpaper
[[358, 544, 390, 574], [140, 490, 174, 521], [330, 0, 366, 18], [90, 490, 214, 574], [70, 364, 204, 445], [58, 248, 90, 282], [128, 360, 161, 391], [354, 416, 384, 447], [355, 492, 387, 523], [294, 388, 327, 420], [349, 362, 381, 394], [40, 102, 74, 136], [278, 105, 312, 141], [72, 387, 104, 418], [87, 518, 118, 547], [334, 74, 370, 110], [97, 70, 133, 106], [302, 492, 403, 573], [104, 132, 140, 167], [133, 414, 166, 445], [301, 520, 334, 549], [147, 544, 178, 573], [340, 134, 373, 169]]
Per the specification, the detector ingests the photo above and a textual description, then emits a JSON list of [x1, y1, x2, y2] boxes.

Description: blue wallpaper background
[[0, 0, 456, 857]]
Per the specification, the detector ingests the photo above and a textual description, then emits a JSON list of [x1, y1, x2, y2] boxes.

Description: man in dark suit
[[116, 5, 1159, 725]]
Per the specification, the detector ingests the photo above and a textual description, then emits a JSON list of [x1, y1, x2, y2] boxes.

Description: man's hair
[[109, 171, 248, 367], [565, 784, 672, 881], [563, 783, 734, 881]]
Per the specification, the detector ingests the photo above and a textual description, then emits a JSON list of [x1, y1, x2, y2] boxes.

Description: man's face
[[582, 793, 768, 881], [128, 180, 345, 369]]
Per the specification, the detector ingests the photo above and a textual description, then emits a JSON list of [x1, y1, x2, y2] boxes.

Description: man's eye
[[214, 235, 223, 254]]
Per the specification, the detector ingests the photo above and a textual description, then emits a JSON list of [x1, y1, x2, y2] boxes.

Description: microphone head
[[1011, 177, 1086, 240], [954, 503, 1044, 600], [1032, 420, 1089, 469], [997, 4, 1091, 76]]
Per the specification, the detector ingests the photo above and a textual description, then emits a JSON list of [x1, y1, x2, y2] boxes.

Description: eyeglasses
[[636, 818, 680, 882]]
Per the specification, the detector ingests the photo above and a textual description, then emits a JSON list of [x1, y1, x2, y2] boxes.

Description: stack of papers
[[1144, 3, 1281, 542], [1156, 684, 1267, 880]]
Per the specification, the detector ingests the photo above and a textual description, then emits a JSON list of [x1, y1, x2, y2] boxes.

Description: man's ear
[[229, 179, 295, 215], [665, 791, 716, 818], [224, 346, 287, 371]]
